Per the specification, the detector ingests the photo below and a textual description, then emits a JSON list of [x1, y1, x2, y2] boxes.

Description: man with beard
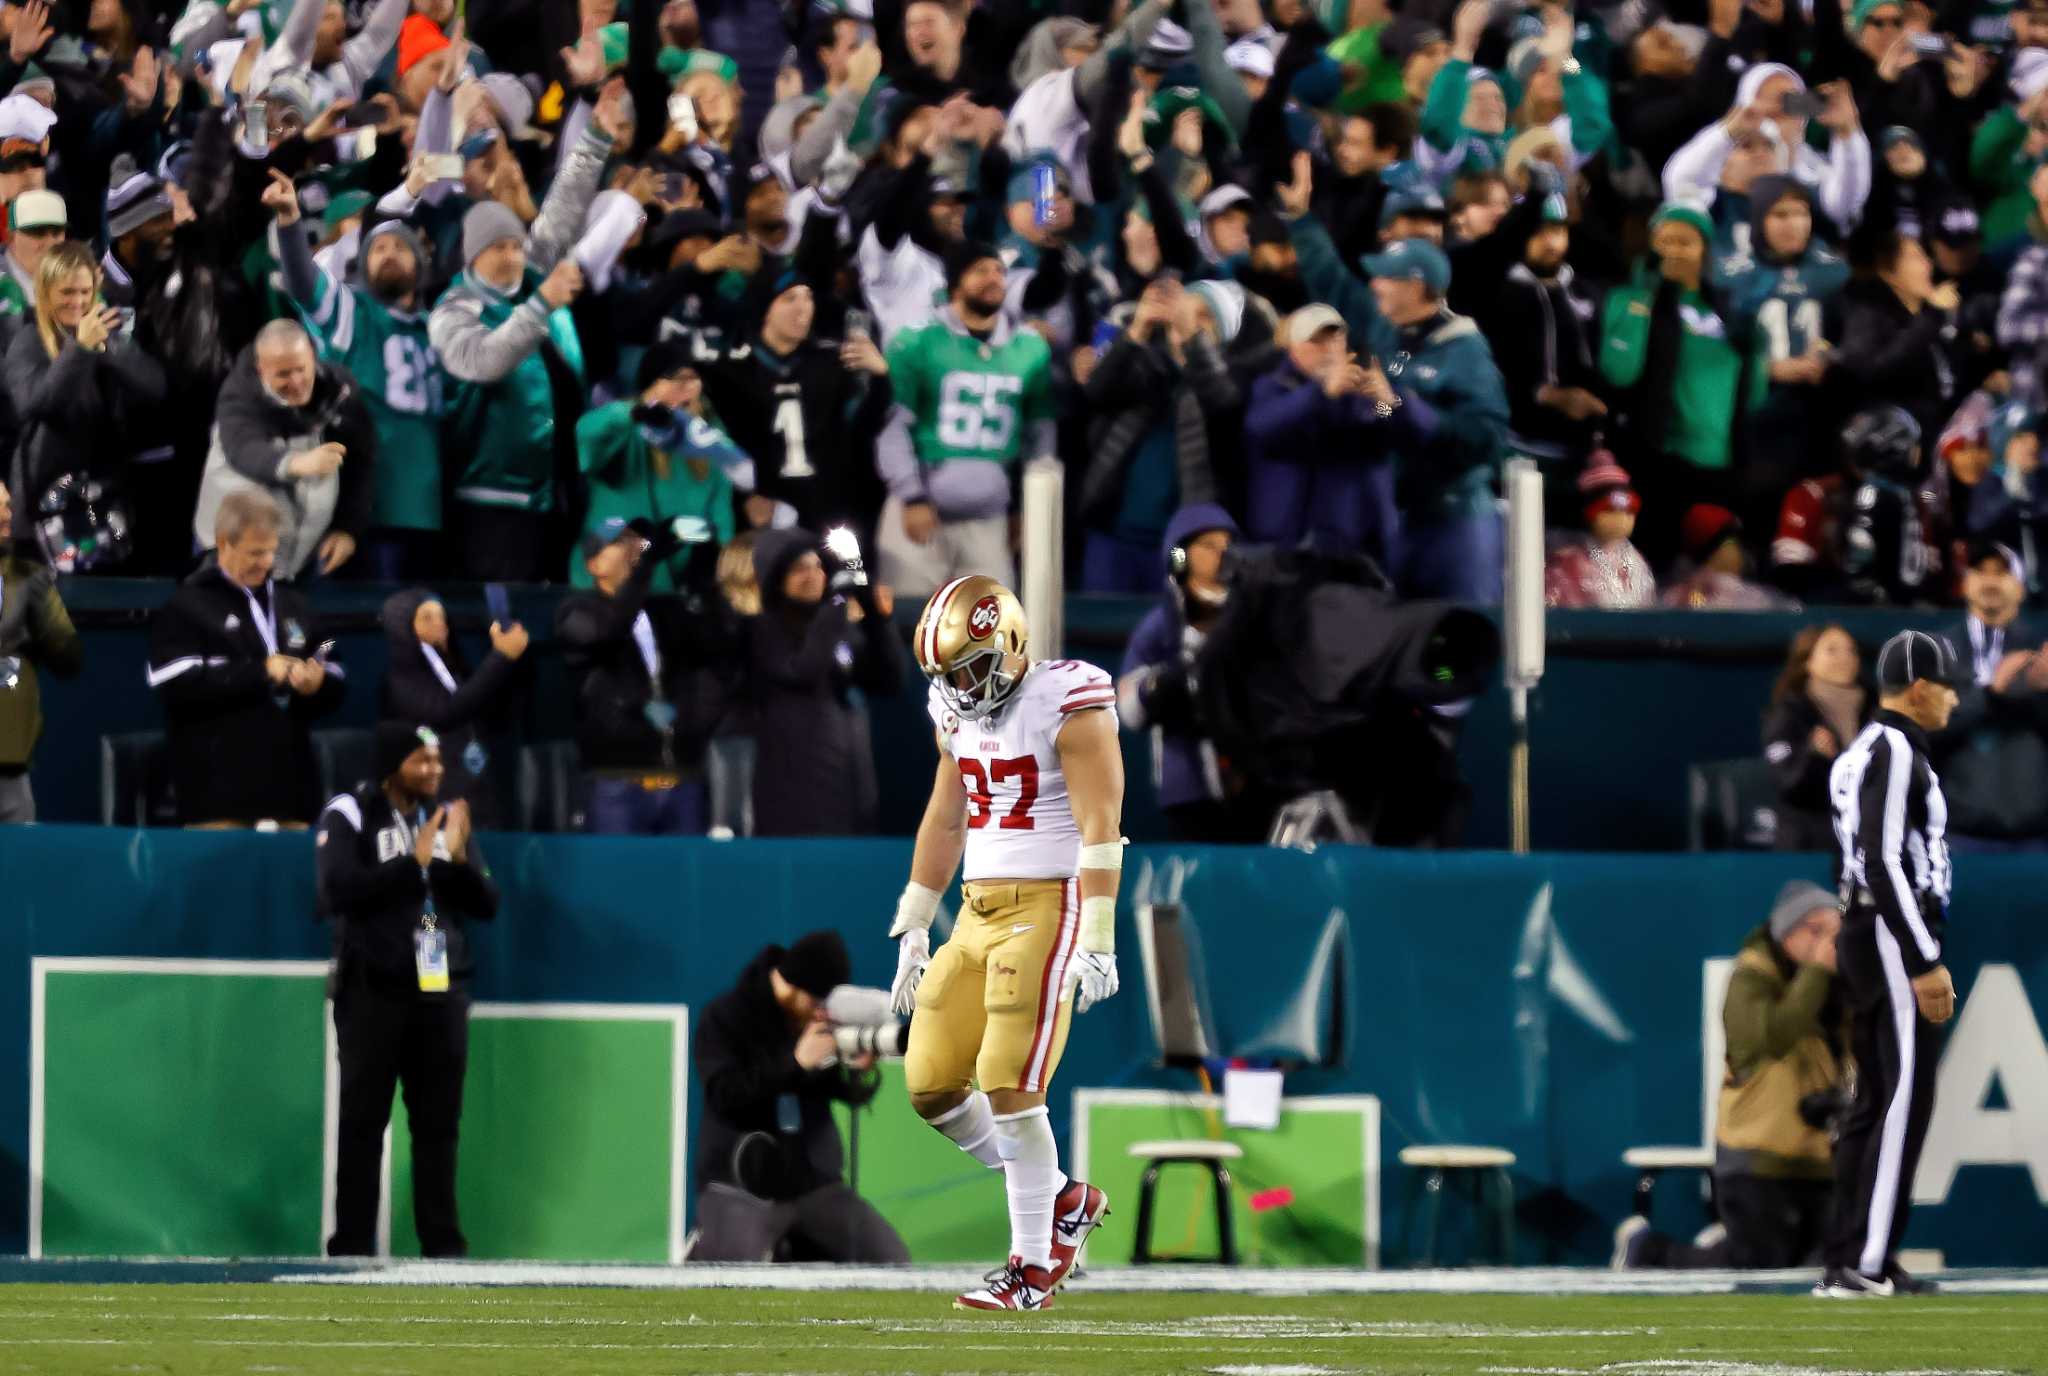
[[268, 172, 447, 582], [876, 241, 1054, 599], [1489, 203, 1605, 511]]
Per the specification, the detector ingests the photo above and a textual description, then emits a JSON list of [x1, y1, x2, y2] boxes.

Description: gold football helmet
[[914, 575, 1029, 719]]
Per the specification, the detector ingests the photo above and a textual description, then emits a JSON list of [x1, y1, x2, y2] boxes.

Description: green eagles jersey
[[1718, 247, 1849, 366], [296, 271, 446, 531], [1599, 281, 1764, 471], [884, 321, 1054, 468]]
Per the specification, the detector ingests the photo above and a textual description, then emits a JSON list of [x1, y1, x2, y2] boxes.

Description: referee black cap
[[1875, 630, 1962, 692]]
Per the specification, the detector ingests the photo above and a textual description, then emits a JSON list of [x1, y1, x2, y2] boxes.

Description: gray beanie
[[363, 217, 430, 274], [461, 200, 528, 269], [1768, 881, 1837, 944]]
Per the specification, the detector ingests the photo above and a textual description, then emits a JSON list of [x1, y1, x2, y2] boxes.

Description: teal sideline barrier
[[23, 579, 1975, 849], [1, 827, 2044, 1264]]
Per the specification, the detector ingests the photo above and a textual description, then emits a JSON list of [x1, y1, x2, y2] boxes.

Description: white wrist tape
[[888, 881, 941, 938], [1078, 838, 1127, 871], [1080, 896, 1116, 954]]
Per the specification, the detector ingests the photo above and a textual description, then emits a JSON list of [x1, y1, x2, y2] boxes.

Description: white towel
[[574, 190, 647, 294]]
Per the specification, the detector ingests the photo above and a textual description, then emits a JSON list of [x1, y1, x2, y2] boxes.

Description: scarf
[[1807, 679, 1865, 752]]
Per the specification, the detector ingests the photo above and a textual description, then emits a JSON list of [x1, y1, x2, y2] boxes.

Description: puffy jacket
[[193, 345, 378, 580], [4, 322, 168, 552], [1287, 212, 1510, 524]]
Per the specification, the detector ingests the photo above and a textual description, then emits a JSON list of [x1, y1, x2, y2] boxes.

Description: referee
[[1820, 630, 1961, 1298]]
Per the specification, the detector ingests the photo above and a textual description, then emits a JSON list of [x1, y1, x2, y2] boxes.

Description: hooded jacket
[[193, 344, 379, 580], [0, 543, 82, 768], [746, 527, 904, 837], [692, 943, 881, 1198], [145, 555, 345, 824], [378, 589, 521, 807], [315, 776, 500, 998], [572, 401, 741, 592], [1490, 257, 1603, 464], [1287, 212, 1510, 524], [1662, 63, 1873, 235], [1119, 504, 1241, 812]]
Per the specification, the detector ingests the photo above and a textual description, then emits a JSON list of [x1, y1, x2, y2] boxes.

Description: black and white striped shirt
[[1829, 709, 1949, 975]]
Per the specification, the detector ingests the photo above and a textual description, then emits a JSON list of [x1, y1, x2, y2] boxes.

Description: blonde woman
[[4, 242, 166, 572]]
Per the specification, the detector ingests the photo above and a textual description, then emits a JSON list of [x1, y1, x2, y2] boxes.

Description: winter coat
[[4, 325, 168, 554], [1119, 504, 1241, 812], [1931, 614, 2048, 842], [1715, 925, 1842, 1181], [146, 557, 345, 824], [746, 527, 903, 837], [1080, 326, 1234, 538], [692, 944, 881, 1198], [378, 589, 522, 808], [0, 545, 82, 768], [1242, 355, 1400, 565], [1763, 689, 1869, 852], [572, 401, 741, 592], [555, 542, 735, 775], [316, 779, 500, 997], [1831, 279, 1966, 444], [1491, 262, 1603, 465], [193, 346, 378, 580], [1287, 212, 1510, 525]]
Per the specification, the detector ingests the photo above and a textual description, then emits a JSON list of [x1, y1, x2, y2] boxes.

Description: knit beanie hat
[[1679, 503, 1741, 562], [1848, 0, 1900, 30], [398, 14, 450, 76], [777, 930, 851, 999], [1649, 199, 1714, 247], [363, 216, 431, 276], [374, 722, 439, 783], [461, 201, 528, 269], [943, 238, 1001, 292], [1579, 461, 1639, 525], [1768, 881, 1836, 944]]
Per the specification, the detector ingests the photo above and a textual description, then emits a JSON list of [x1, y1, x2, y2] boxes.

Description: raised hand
[[261, 168, 301, 224]]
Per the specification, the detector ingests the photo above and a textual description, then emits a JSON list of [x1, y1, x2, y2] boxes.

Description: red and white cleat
[[954, 1256, 1057, 1312], [1047, 1180, 1109, 1290]]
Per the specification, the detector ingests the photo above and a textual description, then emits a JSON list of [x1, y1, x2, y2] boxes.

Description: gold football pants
[[903, 878, 1079, 1097]]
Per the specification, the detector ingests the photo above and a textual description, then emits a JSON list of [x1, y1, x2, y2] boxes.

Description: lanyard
[[631, 610, 661, 685], [410, 805, 438, 920], [242, 582, 278, 657], [1968, 617, 2004, 687], [421, 643, 459, 695]]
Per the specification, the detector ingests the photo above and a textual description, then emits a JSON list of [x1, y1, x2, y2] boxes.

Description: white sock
[[927, 1091, 1004, 1170], [992, 1105, 1065, 1269]]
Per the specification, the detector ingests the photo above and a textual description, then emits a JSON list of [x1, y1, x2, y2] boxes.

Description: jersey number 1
[[959, 756, 1038, 830]]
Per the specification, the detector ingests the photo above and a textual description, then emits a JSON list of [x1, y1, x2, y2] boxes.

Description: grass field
[[0, 1282, 2043, 1376]]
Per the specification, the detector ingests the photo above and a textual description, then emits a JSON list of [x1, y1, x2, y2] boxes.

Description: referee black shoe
[[1813, 1266, 1896, 1298], [1884, 1260, 1939, 1295]]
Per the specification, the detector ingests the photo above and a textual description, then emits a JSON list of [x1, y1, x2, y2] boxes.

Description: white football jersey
[[927, 659, 1118, 881]]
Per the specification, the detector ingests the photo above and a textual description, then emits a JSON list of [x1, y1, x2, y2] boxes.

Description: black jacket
[[379, 589, 522, 808], [1931, 615, 2048, 841], [316, 779, 501, 996], [4, 324, 168, 547], [1763, 689, 1869, 852], [555, 541, 734, 773], [1830, 280, 1965, 445], [1490, 262, 1603, 464], [692, 945, 880, 1199], [747, 528, 904, 836], [146, 558, 345, 824]]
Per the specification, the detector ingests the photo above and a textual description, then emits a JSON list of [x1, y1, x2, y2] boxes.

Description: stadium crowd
[[6, 0, 2048, 834]]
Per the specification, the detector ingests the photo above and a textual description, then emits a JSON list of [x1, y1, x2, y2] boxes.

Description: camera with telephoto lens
[[824, 985, 904, 1060]]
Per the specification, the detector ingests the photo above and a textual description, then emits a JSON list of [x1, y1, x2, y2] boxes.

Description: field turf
[[0, 1282, 2042, 1376]]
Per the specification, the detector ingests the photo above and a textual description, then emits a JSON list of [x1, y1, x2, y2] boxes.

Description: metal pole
[[1510, 684, 1530, 855]]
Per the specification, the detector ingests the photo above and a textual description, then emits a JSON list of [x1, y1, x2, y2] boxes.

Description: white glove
[[891, 928, 931, 1016], [1073, 951, 1119, 1013]]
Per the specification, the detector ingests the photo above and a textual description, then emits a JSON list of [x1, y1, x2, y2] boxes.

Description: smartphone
[[423, 152, 465, 181], [337, 103, 384, 130], [668, 92, 698, 142], [845, 308, 872, 341], [1908, 31, 1951, 58], [660, 171, 688, 202], [484, 583, 512, 629], [1781, 90, 1827, 119], [244, 101, 269, 146], [458, 129, 500, 162]]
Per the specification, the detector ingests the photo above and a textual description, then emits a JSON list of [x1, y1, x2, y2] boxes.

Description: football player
[[888, 576, 1122, 1312]]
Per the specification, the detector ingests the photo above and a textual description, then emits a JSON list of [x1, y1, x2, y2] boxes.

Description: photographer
[[1615, 882, 1844, 1270], [691, 931, 909, 1264]]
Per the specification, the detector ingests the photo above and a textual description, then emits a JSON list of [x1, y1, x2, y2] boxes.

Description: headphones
[[1167, 543, 1190, 578]]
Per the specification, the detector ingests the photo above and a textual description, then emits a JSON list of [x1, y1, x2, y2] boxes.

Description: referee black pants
[[328, 982, 472, 1259], [1825, 915, 1944, 1277]]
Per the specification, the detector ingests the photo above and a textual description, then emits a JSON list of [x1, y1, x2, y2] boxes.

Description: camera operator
[[1614, 881, 1845, 1270], [317, 722, 500, 1259], [691, 931, 910, 1264]]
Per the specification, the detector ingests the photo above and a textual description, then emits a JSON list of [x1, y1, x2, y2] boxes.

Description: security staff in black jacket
[[1820, 629, 1962, 1299], [317, 722, 500, 1258], [147, 489, 344, 826], [691, 932, 908, 1264]]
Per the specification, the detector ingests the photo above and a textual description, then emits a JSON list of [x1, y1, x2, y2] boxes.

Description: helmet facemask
[[934, 645, 1023, 720]]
